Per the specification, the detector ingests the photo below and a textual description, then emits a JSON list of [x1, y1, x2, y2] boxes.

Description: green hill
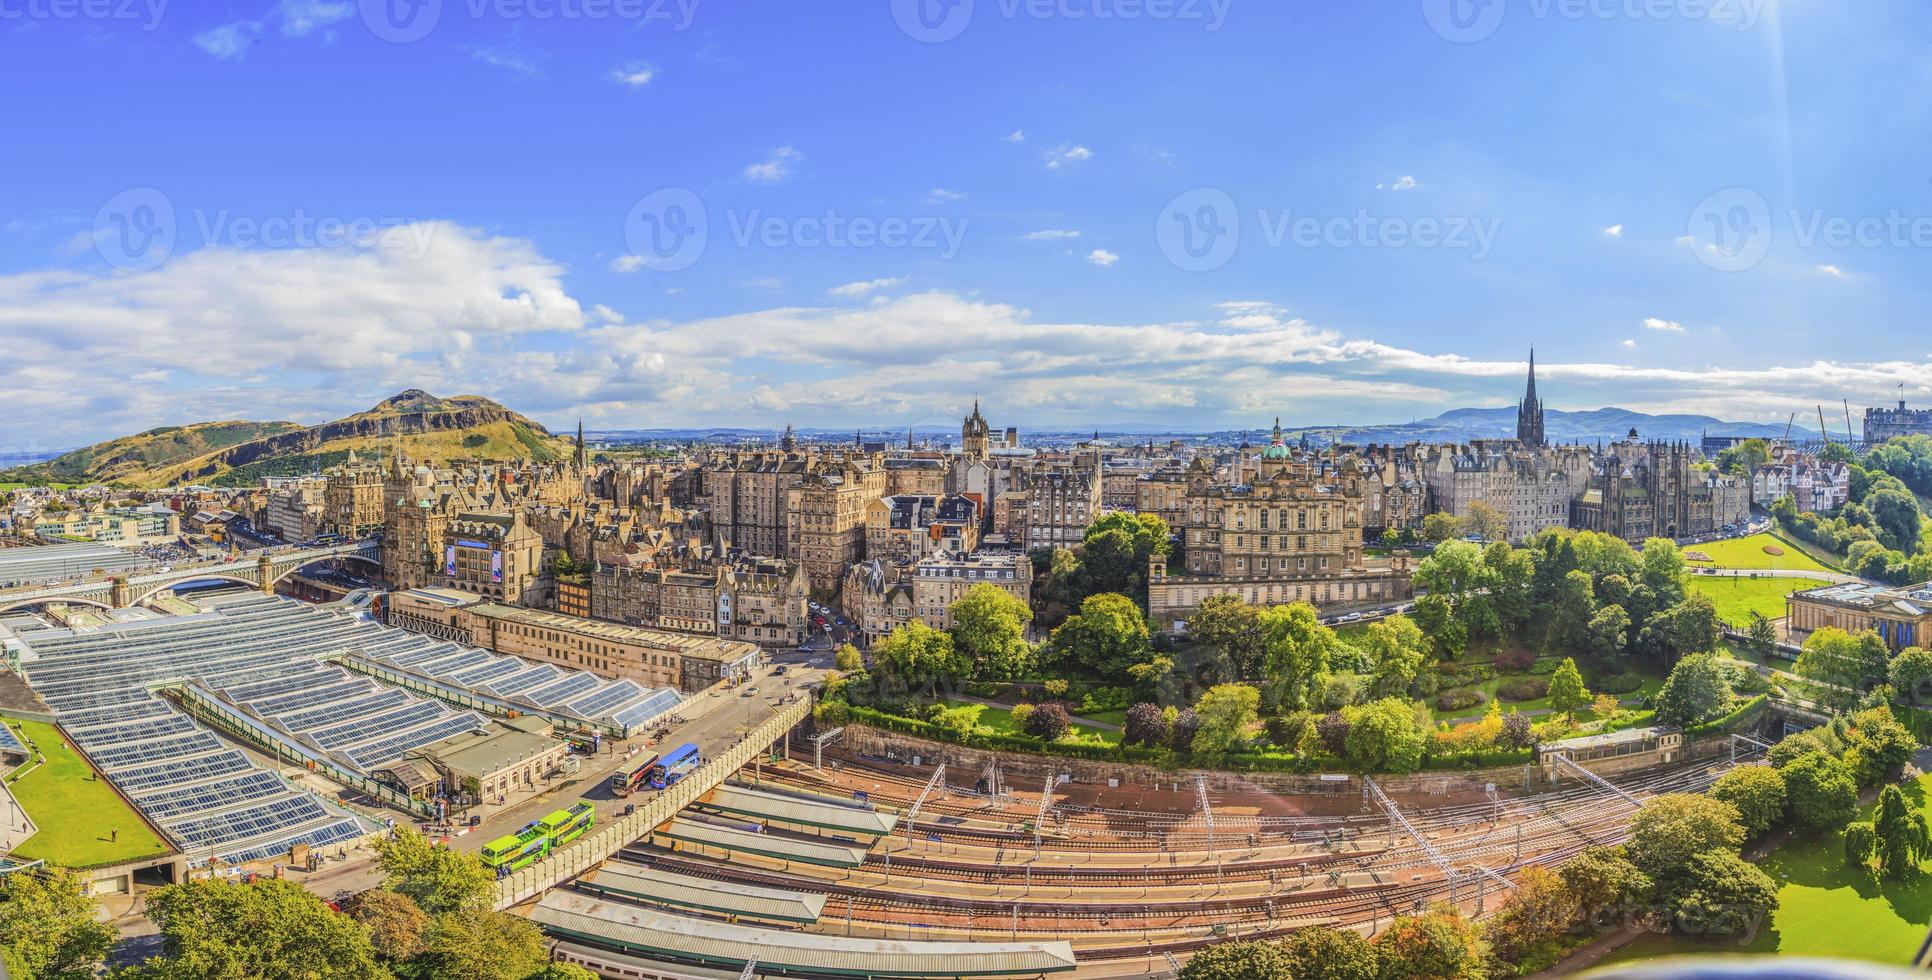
[[0, 390, 571, 488]]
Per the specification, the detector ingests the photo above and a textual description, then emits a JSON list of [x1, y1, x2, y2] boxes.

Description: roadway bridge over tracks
[[0, 540, 380, 612]]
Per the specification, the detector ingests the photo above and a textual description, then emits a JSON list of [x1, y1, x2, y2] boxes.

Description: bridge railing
[[494, 697, 810, 910]]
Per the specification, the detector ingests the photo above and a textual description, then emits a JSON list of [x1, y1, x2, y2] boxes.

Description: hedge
[[1683, 694, 1769, 736]]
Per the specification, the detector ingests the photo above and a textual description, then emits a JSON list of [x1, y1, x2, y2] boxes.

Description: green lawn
[[1601, 774, 1932, 968], [1683, 533, 1834, 573], [936, 700, 1121, 745], [1688, 576, 1803, 627], [1434, 663, 1666, 722], [6, 720, 170, 867]]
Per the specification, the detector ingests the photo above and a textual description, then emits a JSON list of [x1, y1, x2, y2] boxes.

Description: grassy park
[[1683, 533, 1835, 573], [1688, 575, 1805, 627], [935, 699, 1122, 745], [1602, 774, 1932, 968], [6, 719, 169, 867]]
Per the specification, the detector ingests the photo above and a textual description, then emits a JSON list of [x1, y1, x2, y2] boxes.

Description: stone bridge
[[0, 540, 381, 612]]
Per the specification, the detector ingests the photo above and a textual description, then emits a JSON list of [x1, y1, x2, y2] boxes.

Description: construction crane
[[1845, 399, 1856, 447], [1782, 412, 1795, 445], [1818, 405, 1832, 447]]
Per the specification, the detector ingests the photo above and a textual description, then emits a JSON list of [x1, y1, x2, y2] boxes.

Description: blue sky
[[3, 0, 1930, 448]]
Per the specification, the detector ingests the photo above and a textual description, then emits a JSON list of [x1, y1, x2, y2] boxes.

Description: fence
[[495, 697, 810, 910]]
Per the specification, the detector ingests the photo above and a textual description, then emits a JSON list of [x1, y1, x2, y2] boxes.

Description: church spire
[[1516, 348, 1546, 449]]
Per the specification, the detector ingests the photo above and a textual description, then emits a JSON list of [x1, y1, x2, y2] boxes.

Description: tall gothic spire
[[1516, 347, 1546, 449]]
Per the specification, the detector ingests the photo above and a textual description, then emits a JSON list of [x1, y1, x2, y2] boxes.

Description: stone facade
[[910, 550, 1031, 630]]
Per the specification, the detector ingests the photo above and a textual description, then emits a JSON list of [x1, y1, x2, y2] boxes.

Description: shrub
[[1497, 677, 1551, 702], [1436, 688, 1486, 711], [1528, 656, 1563, 675], [1316, 711, 1351, 756], [1043, 679, 1070, 698], [1169, 709, 1201, 750], [1024, 703, 1071, 741], [1008, 703, 1035, 731], [1495, 649, 1536, 673], [1122, 703, 1169, 747], [1593, 673, 1644, 696]]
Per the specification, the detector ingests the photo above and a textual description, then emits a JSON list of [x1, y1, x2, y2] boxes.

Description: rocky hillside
[[2, 391, 569, 488]]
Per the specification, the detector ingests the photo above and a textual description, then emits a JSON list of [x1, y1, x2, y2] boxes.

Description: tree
[[1458, 501, 1508, 542], [1747, 612, 1778, 657], [1080, 512, 1172, 600], [1866, 486, 1923, 554], [1420, 512, 1460, 544], [411, 908, 547, 980], [1498, 710, 1534, 751], [1781, 750, 1858, 833], [1176, 939, 1292, 980], [1024, 702, 1071, 741], [1279, 926, 1377, 980], [1373, 904, 1488, 980], [349, 889, 428, 962], [833, 643, 864, 674], [1187, 594, 1266, 681], [526, 966, 600, 980], [1169, 708, 1201, 750], [1714, 438, 1771, 476], [1586, 605, 1630, 658], [1842, 706, 1917, 787], [1794, 627, 1889, 712], [1707, 765, 1786, 839], [872, 621, 970, 692], [1657, 592, 1719, 657], [1664, 851, 1779, 937], [1049, 593, 1152, 675], [949, 584, 1034, 679], [1624, 794, 1745, 886], [1845, 784, 1932, 877], [1482, 866, 1575, 969], [1558, 847, 1651, 932], [373, 827, 495, 915], [1342, 697, 1428, 774], [0, 866, 115, 980], [1652, 653, 1733, 726], [1360, 614, 1428, 698], [1546, 658, 1589, 721], [1190, 684, 1261, 757], [1121, 702, 1170, 747], [1258, 602, 1337, 710], [1888, 646, 1932, 707], [1546, 570, 1598, 653], [136, 879, 387, 980]]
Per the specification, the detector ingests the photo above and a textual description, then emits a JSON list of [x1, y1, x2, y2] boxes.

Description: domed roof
[[1262, 443, 1292, 459]]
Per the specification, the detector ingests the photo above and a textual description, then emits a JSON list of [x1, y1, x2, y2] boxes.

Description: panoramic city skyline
[[7, 1, 1931, 448]]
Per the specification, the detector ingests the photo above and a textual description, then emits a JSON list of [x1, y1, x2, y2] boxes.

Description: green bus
[[538, 802, 596, 847], [480, 824, 553, 874]]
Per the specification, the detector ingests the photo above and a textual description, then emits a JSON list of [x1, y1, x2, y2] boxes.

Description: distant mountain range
[[593, 407, 1818, 447], [1, 390, 568, 488]]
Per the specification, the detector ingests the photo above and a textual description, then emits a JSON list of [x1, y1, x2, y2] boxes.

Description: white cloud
[[827, 278, 906, 298], [469, 44, 542, 77], [192, 21, 263, 60], [609, 254, 646, 273], [1086, 249, 1119, 267], [1621, 339, 1637, 348], [926, 188, 964, 204], [1385, 175, 1419, 192], [1020, 229, 1080, 241], [1044, 143, 1093, 171], [1675, 234, 1697, 246], [275, 0, 352, 37], [1642, 317, 1684, 332], [1603, 224, 1624, 238], [610, 62, 657, 87], [1003, 129, 1026, 143], [744, 147, 801, 184], [1816, 264, 1847, 278]]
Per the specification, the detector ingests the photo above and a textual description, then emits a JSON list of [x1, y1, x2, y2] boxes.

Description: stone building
[[1787, 580, 1932, 652], [785, 460, 888, 595], [1418, 443, 1592, 543], [1146, 423, 1414, 630], [1570, 433, 1751, 543], [910, 550, 1031, 630], [866, 494, 980, 564], [842, 558, 915, 645], [323, 453, 386, 538], [262, 478, 325, 541], [698, 450, 816, 558], [1025, 465, 1101, 550], [590, 555, 809, 649], [1864, 399, 1932, 445]]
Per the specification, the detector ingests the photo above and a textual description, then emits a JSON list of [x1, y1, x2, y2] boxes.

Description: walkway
[[1693, 567, 1865, 585]]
